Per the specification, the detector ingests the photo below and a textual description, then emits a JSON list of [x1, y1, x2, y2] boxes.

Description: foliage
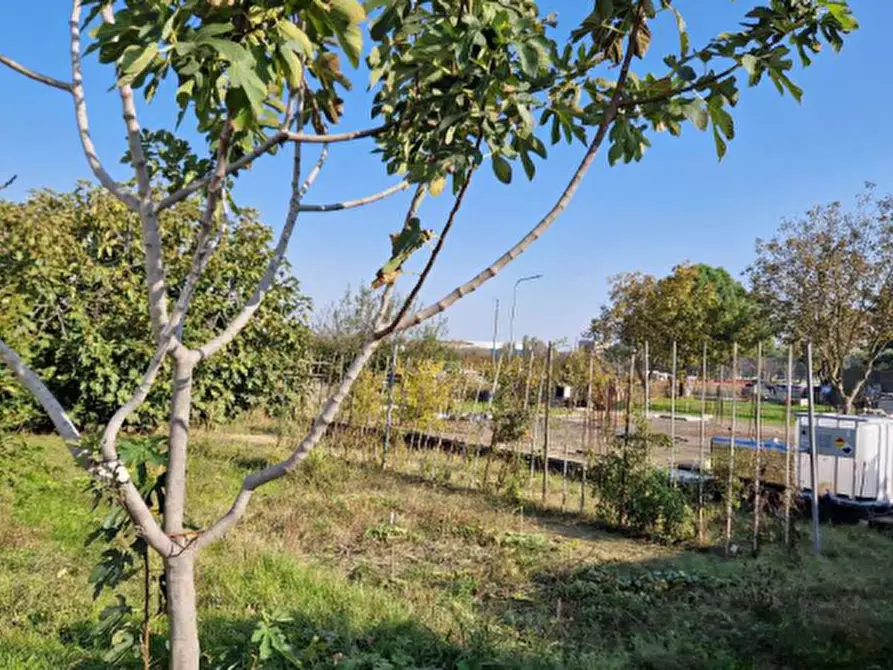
[[749, 185, 893, 412], [590, 417, 693, 540], [312, 285, 452, 369], [0, 185, 311, 431], [347, 368, 385, 430], [592, 263, 763, 371], [397, 359, 453, 429]]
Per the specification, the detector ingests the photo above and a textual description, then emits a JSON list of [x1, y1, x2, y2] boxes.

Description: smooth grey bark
[[164, 551, 200, 670]]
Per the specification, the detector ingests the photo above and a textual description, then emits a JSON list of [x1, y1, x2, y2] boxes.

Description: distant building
[[444, 340, 523, 353]]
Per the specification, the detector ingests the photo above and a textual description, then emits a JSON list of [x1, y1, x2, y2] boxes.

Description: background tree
[[0, 184, 311, 431], [592, 263, 763, 372], [0, 0, 857, 666], [750, 185, 893, 413]]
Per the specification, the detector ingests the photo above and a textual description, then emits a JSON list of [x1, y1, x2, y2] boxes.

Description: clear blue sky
[[1, 1, 890, 344]]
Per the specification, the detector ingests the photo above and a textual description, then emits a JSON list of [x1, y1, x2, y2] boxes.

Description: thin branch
[[194, 287, 394, 550], [69, 0, 139, 210], [169, 120, 236, 337], [620, 64, 738, 108], [196, 142, 329, 360], [155, 125, 386, 212], [397, 12, 643, 333], [0, 338, 80, 442], [0, 337, 175, 557], [285, 125, 387, 144], [0, 53, 72, 92], [0, 175, 17, 192], [298, 180, 410, 212], [377, 154, 480, 338]]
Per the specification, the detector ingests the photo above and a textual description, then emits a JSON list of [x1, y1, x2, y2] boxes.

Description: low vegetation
[[3, 430, 893, 668]]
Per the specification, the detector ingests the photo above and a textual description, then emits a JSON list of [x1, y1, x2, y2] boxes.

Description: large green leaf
[[117, 44, 158, 87], [492, 154, 513, 184]]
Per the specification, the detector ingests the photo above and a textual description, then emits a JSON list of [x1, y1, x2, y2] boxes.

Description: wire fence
[[293, 340, 814, 552]]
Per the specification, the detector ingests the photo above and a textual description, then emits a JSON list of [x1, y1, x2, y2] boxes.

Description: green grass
[[646, 397, 835, 426], [3, 430, 893, 668]]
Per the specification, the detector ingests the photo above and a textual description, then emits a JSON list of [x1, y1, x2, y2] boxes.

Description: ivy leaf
[[492, 154, 512, 184]]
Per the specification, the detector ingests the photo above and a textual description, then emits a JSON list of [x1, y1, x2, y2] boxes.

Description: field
[[3, 431, 893, 669]]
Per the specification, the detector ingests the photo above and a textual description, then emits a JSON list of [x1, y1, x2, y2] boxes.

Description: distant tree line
[[589, 185, 893, 414]]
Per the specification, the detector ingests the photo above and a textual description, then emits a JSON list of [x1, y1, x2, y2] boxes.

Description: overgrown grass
[[2, 431, 893, 668]]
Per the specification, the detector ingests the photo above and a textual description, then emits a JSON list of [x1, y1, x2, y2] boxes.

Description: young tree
[[0, 0, 857, 666], [592, 263, 762, 371], [750, 185, 893, 414]]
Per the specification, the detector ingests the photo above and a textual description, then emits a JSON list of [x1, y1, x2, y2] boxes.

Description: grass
[[2, 429, 893, 668], [646, 397, 836, 426]]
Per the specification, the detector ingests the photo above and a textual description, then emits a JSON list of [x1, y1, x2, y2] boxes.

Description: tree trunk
[[165, 551, 200, 669], [165, 351, 199, 668]]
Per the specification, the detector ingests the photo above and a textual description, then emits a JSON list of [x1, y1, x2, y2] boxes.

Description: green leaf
[[279, 46, 304, 90], [709, 102, 735, 140], [118, 44, 158, 87], [492, 154, 512, 184], [670, 6, 690, 55], [712, 125, 727, 160], [200, 37, 250, 64], [335, 22, 364, 68], [520, 152, 536, 180], [279, 21, 313, 58], [331, 0, 366, 25], [228, 61, 267, 117]]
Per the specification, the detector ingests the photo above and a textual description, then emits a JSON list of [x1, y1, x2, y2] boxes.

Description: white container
[[797, 413, 893, 508]]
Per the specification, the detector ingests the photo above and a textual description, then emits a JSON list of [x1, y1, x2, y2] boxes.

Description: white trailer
[[797, 413, 893, 509]]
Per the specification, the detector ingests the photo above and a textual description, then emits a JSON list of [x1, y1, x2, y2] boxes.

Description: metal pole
[[581, 348, 595, 513], [382, 338, 399, 468], [643, 340, 650, 418], [542, 342, 553, 502], [698, 341, 707, 544], [806, 341, 822, 554], [725, 342, 738, 555], [491, 298, 500, 370], [670, 340, 677, 475], [784, 344, 794, 548], [508, 274, 543, 360], [752, 342, 763, 555]]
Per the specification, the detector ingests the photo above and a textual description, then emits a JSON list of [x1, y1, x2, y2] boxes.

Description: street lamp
[[508, 274, 543, 358]]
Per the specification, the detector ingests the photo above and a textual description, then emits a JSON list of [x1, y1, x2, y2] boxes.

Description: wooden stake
[[542, 342, 553, 502]]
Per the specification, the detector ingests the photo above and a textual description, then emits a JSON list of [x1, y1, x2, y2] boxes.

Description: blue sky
[[1, 1, 890, 344]]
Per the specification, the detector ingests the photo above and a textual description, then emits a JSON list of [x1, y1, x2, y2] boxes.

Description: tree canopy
[[749, 185, 893, 412], [0, 184, 311, 430], [592, 262, 763, 370]]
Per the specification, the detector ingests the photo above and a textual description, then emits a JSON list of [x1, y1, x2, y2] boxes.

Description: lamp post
[[508, 274, 543, 358]]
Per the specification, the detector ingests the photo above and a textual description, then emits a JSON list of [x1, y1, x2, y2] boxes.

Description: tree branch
[[620, 64, 738, 108], [194, 288, 394, 550], [155, 125, 386, 212], [0, 338, 80, 442], [0, 336, 175, 556], [377, 154, 480, 338], [0, 53, 72, 92], [298, 180, 410, 212], [196, 142, 328, 360], [396, 12, 643, 333], [69, 0, 139, 210]]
